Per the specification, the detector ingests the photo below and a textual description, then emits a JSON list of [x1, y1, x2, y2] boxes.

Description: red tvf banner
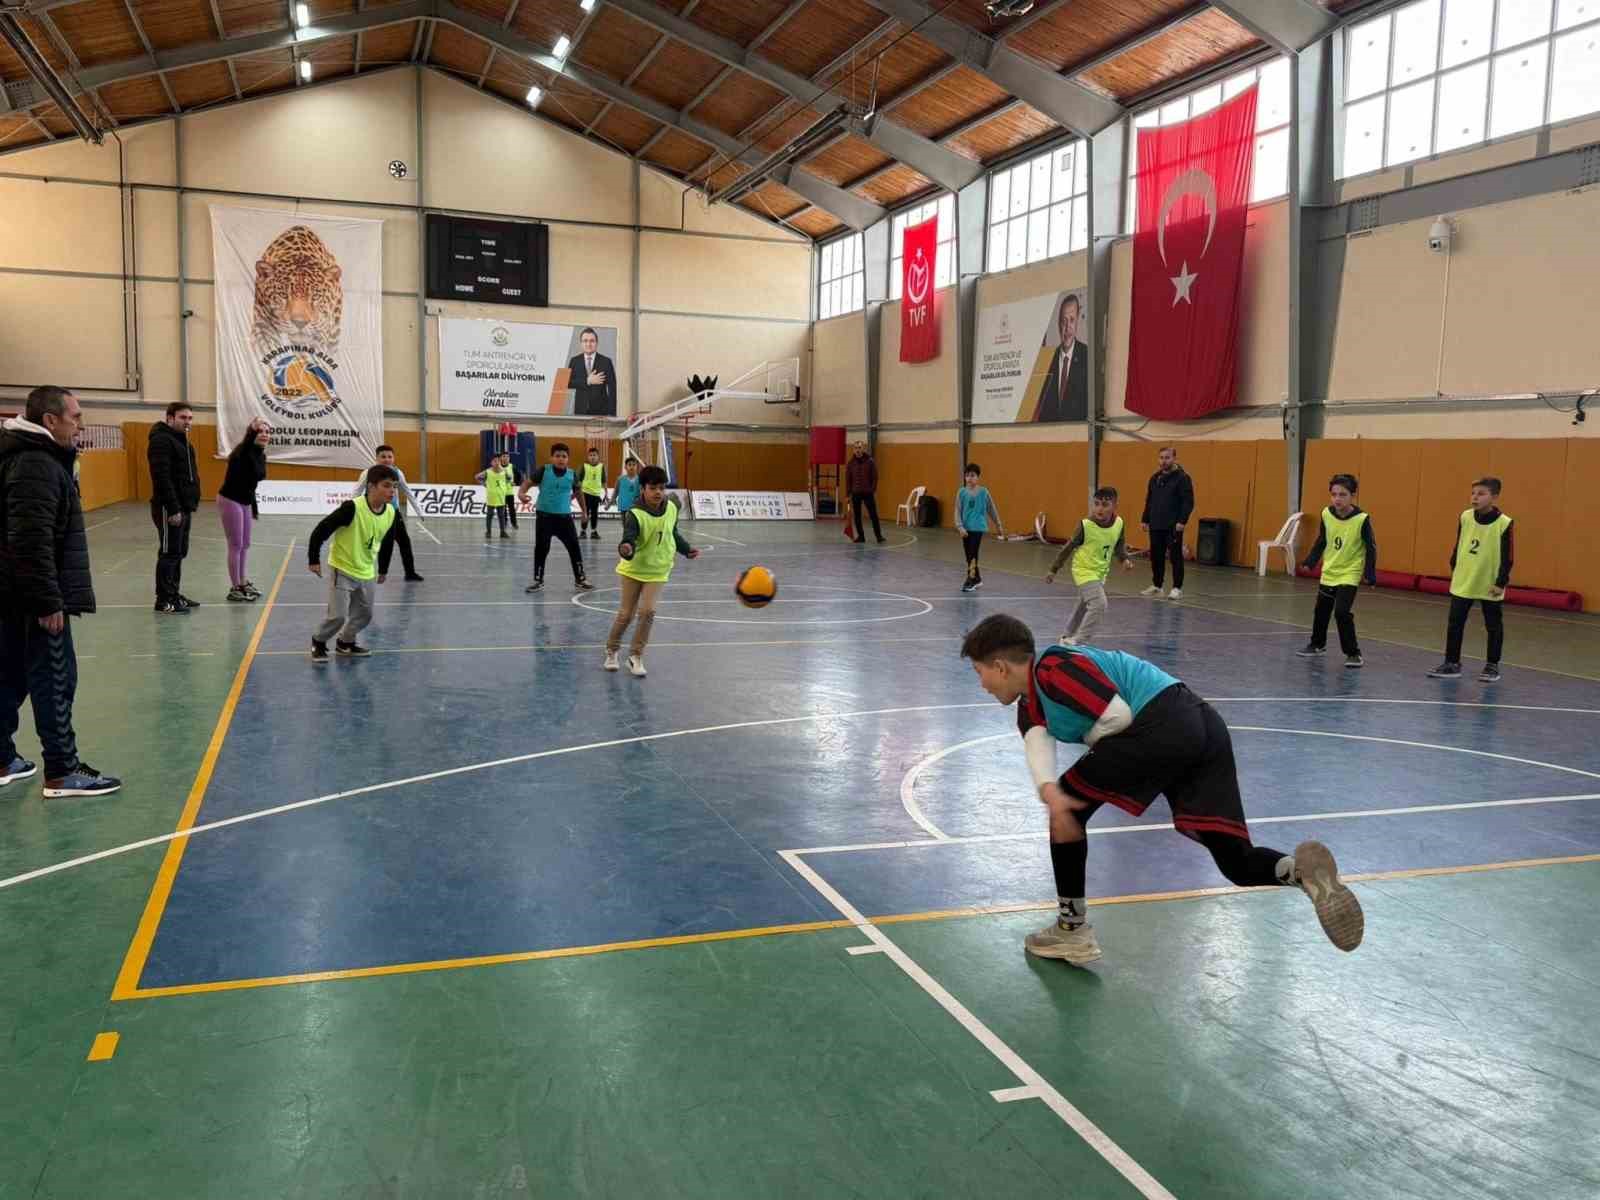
[[1126, 86, 1257, 420], [899, 216, 940, 363]]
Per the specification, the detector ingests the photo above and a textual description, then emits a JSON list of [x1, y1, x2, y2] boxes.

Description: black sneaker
[[590, 531, 600, 540], [335, 640, 371, 657], [575, 577, 595, 592], [310, 640, 330, 664], [178, 594, 201, 609], [1296, 643, 1326, 657], [1479, 663, 1502, 682], [525, 579, 544, 593], [404, 574, 425, 582], [154, 600, 189, 615], [961, 579, 976, 593], [500, 531, 511, 539], [485, 530, 492, 539], [1344, 654, 1364, 669], [226, 586, 250, 602], [1427, 662, 1461, 678], [42, 762, 121, 799]]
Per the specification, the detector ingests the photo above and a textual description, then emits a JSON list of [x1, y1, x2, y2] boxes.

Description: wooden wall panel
[[77, 449, 131, 512], [1413, 439, 1494, 579], [1488, 440, 1568, 591], [1204, 440, 1257, 566], [1558, 441, 1600, 612], [1247, 441, 1288, 562], [876, 441, 961, 528], [963, 442, 1089, 538]]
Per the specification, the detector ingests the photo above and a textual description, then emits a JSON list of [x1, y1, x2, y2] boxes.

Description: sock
[[1049, 839, 1088, 923], [1275, 854, 1296, 886]]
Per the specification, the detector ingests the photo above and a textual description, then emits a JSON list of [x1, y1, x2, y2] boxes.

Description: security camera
[[1427, 217, 1452, 254]]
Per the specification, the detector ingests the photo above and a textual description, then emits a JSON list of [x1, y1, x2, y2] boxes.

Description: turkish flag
[[898, 216, 939, 363], [1126, 86, 1257, 420]]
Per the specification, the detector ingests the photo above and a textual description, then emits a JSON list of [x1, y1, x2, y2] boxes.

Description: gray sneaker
[[1293, 840, 1364, 952], [1024, 918, 1103, 964], [1479, 664, 1501, 682]]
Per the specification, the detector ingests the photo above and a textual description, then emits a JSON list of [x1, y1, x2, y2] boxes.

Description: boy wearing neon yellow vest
[[1429, 477, 1514, 682], [1297, 473, 1377, 668], [307, 464, 400, 664], [517, 443, 593, 594], [474, 453, 514, 540], [963, 613, 1364, 963], [579, 446, 607, 540], [604, 465, 699, 676], [1044, 486, 1134, 644]]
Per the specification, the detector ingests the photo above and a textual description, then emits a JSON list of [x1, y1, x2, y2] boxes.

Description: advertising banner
[[972, 289, 1087, 423], [439, 318, 621, 416]]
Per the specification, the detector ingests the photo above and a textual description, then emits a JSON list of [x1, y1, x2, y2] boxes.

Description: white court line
[[83, 515, 122, 531], [793, 792, 1600, 856], [898, 721, 1600, 842], [689, 528, 746, 547], [991, 1086, 1042, 1103], [0, 701, 991, 893], [779, 848, 1177, 1200]]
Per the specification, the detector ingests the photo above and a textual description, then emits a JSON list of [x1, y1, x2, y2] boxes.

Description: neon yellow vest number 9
[[1072, 516, 1124, 586], [617, 501, 679, 583], [329, 500, 396, 582], [1319, 509, 1368, 587], [1450, 510, 1510, 600]]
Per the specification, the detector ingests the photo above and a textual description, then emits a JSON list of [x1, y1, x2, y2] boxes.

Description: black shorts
[[1061, 684, 1249, 843]]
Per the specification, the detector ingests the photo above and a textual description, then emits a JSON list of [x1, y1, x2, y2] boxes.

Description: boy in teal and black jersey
[[955, 463, 1004, 593], [963, 613, 1365, 964], [1429, 477, 1514, 682], [1297, 473, 1377, 668], [518, 443, 593, 595]]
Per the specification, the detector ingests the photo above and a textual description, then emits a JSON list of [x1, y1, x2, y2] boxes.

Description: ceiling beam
[[747, 0, 807, 52], [116, 0, 181, 111], [599, 0, 979, 193], [438, 0, 885, 229], [1207, 0, 1336, 53], [852, 0, 1124, 136], [995, 0, 1072, 40]]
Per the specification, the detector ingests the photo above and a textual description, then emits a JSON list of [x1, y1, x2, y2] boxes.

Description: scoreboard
[[425, 213, 549, 308]]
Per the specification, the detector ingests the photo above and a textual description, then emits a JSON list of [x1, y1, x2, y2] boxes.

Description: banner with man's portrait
[[439, 319, 621, 416], [971, 289, 1088, 424]]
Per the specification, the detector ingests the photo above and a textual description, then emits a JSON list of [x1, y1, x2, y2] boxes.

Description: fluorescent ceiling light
[[553, 34, 570, 58], [294, 3, 310, 28], [299, 59, 312, 80], [526, 85, 542, 105], [580, 0, 595, 10]]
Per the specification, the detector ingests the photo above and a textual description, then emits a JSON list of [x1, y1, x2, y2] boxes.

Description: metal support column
[[1287, 35, 1337, 516], [1085, 121, 1126, 497], [175, 113, 188, 408], [954, 173, 986, 474], [415, 65, 429, 479], [862, 216, 888, 449], [631, 161, 641, 425]]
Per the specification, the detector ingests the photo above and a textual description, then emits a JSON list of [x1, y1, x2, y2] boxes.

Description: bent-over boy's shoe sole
[[1294, 840, 1364, 951]]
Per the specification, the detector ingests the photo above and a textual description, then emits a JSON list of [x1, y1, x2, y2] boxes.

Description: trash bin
[[917, 494, 941, 528], [1197, 518, 1230, 566]]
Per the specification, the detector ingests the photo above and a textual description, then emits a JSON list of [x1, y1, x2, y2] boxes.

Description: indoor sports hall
[[3, 1, 1600, 1197]]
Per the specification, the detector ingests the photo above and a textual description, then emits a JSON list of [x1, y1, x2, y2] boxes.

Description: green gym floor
[[3, 503, 1598, 1199]]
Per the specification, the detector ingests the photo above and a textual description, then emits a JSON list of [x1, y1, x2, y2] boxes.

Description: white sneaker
[[603, 650, 619, 672], [1058, 634, 1078, 646], [1140, 585, 1161, 597], [1024, 919, 1102, 963], [1168, 587, 1183, 600], [627, 654, 646, 677], [1292, 840, 1364, 952]]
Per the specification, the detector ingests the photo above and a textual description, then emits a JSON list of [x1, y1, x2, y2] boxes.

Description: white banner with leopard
[[211, 206, 385, 468]]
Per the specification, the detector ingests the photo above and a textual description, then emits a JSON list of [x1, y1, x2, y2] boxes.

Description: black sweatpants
[[581, 494, 601, 532], [962, 531, 984, 580], [485, 504, 509, 536], [0, 612, 79, 778], [1445, 595, 1504, 665], [1148, 527, 1185, 589], [534, 512, 585, 581], [851, 493, 883, 541], [1311, 584, 1361, 655], [377, 510, 417, 577], [151, 502, 192, 604]]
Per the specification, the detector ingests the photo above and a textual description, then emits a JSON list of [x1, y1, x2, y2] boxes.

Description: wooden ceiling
[[0, 0, 1368, 239]]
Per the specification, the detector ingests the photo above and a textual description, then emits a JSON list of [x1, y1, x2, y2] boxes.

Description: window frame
[[889, 194, 957, 301], [1338, 0, 1600, 180], [816, 231, 865, 321], [981, 137, 1090, 274]]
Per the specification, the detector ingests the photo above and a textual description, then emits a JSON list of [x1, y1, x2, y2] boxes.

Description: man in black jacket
[[0, 386, 122, 798], [566, 328, 617, 416], [148, 401, 201, 614], [1140, 445, 1195, 600], [845, 441, 885, 544]]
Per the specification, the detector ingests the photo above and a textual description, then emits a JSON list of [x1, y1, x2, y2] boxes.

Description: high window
[[984, 140, 1089, 272], [817, 232, 864, 320], [890, 194, 956, 300]]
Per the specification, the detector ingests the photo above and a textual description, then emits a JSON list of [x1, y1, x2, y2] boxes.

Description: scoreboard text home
[[425, 214, 550, 308]]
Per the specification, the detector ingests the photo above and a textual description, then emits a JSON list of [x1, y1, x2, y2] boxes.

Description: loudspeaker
[[917, 495, 941, 528], [1196, 518, 1229, 566]]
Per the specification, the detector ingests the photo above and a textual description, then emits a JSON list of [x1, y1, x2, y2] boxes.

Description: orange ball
[[735, 565, 778, 609]]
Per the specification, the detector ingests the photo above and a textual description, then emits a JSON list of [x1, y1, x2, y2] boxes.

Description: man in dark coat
[[148, 400, 201, 613], [0, 386, 122, 798], [845, 441, 885, 544], [567, 327, 618, 417], [1140, 445, 1196, 599], [1032, 294, 1088, 423]]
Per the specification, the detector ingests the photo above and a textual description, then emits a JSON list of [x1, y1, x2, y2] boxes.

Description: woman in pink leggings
[[217, 418, 270, 602]]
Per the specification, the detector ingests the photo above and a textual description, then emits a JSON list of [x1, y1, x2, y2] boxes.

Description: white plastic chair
[[896, 485, 926, 527], [1257, 512, 1303, 577]]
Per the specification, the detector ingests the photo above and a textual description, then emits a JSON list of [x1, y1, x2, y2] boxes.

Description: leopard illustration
[[252, 225, 343, 351]]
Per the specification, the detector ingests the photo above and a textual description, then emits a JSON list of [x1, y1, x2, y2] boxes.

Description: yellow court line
[[86, 1031, 120, 1062], [109, 543, 295, 1002], [112, 851, 1600, 1001], [118, 918, 854, 999]]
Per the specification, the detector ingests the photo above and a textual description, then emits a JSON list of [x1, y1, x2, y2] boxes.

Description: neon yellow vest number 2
[[1451, 510, 1510, 600]]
